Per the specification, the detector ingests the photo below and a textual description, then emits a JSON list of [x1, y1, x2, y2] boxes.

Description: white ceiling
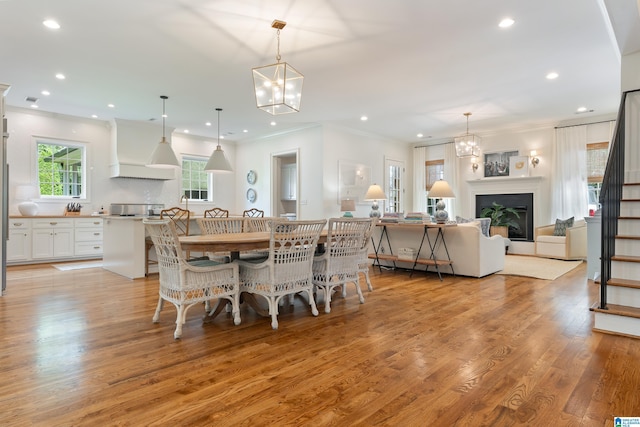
[[1, 0, 639, 145]]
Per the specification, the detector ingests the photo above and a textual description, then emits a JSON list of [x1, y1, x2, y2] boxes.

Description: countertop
[[10, 214, 102, 219]]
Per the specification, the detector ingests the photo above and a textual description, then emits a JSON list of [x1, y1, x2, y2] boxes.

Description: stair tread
[[592, 303, 640, 319], [606, 278, 640, 289], [611, 254, 640, 263], [617, 235, 640, 240]]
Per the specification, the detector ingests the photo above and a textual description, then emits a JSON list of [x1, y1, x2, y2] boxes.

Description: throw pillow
[[553, 217, 574, 236], [476, 218, 491, 238], [456, 216, 491, 238]]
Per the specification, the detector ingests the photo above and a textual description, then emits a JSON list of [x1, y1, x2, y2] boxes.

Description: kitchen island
[[102, 215, 203, 279], [102, 216, 147, 279]]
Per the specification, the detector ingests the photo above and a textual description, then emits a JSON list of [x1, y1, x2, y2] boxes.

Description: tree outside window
[[37, 141, 85, 198]]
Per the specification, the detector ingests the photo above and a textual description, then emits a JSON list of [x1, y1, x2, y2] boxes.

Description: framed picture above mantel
[[483, 150, 519, 178]]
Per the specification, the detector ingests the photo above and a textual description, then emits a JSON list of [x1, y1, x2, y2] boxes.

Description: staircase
[[591, 89, 640, 338], [592, 183, 640, 337]]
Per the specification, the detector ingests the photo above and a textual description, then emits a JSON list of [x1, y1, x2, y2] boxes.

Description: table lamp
[[364, 184, 386, 218], [15, 184, 39, 216], [340, 199, 356, 217], [428, 180, 455, 223]]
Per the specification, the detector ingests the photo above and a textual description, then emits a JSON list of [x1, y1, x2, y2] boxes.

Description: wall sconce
[[471, 158, 479, 173], [530, 150, 540, 168]]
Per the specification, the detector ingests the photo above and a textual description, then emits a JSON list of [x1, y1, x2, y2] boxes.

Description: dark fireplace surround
[[475, 193, 534, 242]]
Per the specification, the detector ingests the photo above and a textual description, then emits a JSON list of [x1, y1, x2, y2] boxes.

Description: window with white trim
[[37, 140, 86, 198], [425, 159, 444, 217], [181, 157, 211, 201]]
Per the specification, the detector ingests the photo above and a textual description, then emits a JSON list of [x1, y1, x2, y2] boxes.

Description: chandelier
[[454, 112, 481, 158], [252, 20, 304, 115]]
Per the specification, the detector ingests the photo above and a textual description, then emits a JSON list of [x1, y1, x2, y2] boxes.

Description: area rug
[[53, 261, 103, 271], [496, 255, 583, 280]]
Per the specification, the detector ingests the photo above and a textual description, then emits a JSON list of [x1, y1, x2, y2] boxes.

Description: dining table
[[178, 230, 328, 319]]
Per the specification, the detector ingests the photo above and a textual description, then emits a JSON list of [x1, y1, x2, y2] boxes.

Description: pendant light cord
[[161, 95, 168, 140], [216, 108, 222, 148]]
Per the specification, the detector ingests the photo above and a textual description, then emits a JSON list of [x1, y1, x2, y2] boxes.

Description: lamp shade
[[364, 184, 386, 201], [147, 137, 180, 168], [428, 180, 455, 199], [204, 145, 233, 172], [14, 184, 38, 201], [340, 199, 356, 212]]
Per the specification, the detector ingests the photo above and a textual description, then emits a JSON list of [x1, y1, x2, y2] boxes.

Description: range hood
[[109, 118, 176, 180]]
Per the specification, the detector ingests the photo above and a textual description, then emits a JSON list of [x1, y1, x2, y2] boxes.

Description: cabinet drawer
[[75, 242, 103, 256], [76, 218, 104, 228], [32, 219, 74, 228], [75, 229, 103, 242], [9, 219, 30, 229]]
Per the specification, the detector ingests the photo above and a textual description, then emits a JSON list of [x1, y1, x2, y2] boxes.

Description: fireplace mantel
[[467, 176, 543, 185]]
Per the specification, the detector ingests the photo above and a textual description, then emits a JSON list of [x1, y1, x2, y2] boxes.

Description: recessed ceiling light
[[41, 90, 50, 96], [270, 121, 276, 126], [91, 114, 98, 118], [220, 135, 225, 139], [205, 122, 211, 126], [55, 73, 65, 80], [577, 106, 587, 113], [243, 129, 248, 133], [30, 104, 39, 109], [360, 116, 368, 121], [546, 72, 559, 80], [107, 103, 115, 108], [184, 130, 189, 134], [499, 18, 515, 28], [417, 133, 424, 138], [43, 19, 60, 30]]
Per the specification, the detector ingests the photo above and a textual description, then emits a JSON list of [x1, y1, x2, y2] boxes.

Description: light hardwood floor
[[1, 261, 638, 426]]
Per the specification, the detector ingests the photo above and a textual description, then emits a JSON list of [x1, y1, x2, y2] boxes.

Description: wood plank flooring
[[1, 261, 639, 426]]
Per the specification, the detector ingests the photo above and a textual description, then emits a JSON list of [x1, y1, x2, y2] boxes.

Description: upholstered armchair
[[534, 219, 587, 260]]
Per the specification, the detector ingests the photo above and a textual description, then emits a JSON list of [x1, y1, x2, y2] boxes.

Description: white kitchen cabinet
[[74, 218, 104, 257], [7, 219, 31, 263], [31, 218, 75, 259], [281, 163, 297, 201]]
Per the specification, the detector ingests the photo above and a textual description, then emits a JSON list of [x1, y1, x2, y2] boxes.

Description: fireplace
[[475, 193, 534, 241]]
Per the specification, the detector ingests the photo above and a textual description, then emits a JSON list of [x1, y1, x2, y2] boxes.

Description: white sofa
[[370, 221, 505, 278]]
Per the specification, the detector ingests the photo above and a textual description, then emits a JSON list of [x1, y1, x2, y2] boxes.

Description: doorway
[[271, 149, 299, 220]]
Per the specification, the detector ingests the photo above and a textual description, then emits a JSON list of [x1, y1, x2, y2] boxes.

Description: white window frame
[[181, 156, 212, 202], [36, 138, 88, 200]]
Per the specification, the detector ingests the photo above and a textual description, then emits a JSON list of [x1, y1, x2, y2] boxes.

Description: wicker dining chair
[[196, 217, 245, 262], [357, 217, 377, 292], [235, 219, 326, 329], [146, 207, 192, 275], [204, 207, 229, 218], [242, 208, 264, 218], [143, 219, 241, 339], [312, 218, 373, 313]]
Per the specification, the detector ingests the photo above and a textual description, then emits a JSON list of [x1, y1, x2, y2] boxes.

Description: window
[[181, 157, 211, 201], [425, 159, 444, 217], [587, 142, 608, 213], [37, 140, 85, 198], [385, 158, 404, 213]]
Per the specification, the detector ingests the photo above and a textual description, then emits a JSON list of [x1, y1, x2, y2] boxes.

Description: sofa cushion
[[537, 235, 566, 244], [553, 217, 574, 236]]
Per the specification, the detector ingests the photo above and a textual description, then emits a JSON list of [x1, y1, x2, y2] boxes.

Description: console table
[[369, 222, 456, 281]]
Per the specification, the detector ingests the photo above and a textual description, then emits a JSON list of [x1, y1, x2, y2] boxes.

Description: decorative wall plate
[[246, 188, 257, 203], [247, 170, 257, 185]]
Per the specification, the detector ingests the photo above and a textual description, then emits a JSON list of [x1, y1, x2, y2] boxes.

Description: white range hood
[[109, 118, 176, 180]]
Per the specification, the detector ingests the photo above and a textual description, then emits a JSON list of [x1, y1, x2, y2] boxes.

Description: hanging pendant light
[[252, 20, 304, 115], [147, 95, 180, 168], [205, 108, 233, 173], [454, 112, 481, 158]]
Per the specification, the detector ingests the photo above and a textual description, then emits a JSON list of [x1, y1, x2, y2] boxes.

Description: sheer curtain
[[552, 125, 588, 220], [443, 142, 459, 219], [413, 146, 428, 212]]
